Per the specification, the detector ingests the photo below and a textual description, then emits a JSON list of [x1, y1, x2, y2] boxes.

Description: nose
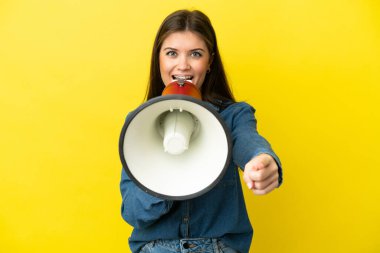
[[177, 55, 191, 71]]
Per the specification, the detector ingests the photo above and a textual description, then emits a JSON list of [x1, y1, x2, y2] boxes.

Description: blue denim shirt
[[120, 101, 283, 253]]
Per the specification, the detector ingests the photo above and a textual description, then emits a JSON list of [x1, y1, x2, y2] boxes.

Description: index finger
[[246, 153, 273, 171]]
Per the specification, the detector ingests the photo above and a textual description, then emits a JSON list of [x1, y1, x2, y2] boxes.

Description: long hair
[[145, 10, 235, 106]]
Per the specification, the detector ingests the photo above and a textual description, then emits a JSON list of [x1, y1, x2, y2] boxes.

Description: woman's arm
[[120, 169, 173, 229], [230, 103, 283, 194]]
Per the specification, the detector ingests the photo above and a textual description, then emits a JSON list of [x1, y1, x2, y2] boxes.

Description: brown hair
[[145, 9, 235, 106]]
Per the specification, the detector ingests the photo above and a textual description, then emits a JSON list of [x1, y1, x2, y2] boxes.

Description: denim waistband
[[154, 238, 219, 252]]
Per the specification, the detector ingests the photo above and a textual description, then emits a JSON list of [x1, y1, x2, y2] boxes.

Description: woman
[[120, 9, 283, 253]]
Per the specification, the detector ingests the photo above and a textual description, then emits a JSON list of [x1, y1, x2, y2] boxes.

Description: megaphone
[[119, 78, 232, 200]]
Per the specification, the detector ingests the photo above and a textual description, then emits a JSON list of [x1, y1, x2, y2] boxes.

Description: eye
[[191, 51, 202, 57], [166, 51, 177, 57]]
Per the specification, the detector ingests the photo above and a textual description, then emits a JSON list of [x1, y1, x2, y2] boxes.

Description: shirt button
[[183, 243, 196, 249]]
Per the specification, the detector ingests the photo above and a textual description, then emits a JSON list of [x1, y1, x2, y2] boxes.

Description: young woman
[[120, 9, 283, 253]]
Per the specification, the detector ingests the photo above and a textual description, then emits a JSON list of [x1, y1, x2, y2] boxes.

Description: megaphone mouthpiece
[[162, 80, 202, 99], [162, 110, 195, 155]]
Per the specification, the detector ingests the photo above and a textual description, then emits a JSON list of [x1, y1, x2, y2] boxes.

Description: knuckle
[[255, 173, 264, 181], [254, 181, 263, 190]]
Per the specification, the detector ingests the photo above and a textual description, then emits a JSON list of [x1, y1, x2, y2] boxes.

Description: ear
[[208, 52, 215, 68]]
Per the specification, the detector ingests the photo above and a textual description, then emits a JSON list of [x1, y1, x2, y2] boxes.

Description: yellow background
[[1, 0, 379, 252]]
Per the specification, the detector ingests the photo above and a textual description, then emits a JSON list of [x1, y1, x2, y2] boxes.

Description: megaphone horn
[[119, 79, 232, 200]]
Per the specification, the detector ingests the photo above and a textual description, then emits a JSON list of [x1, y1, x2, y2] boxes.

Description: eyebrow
[[162, 47, 206, 52]]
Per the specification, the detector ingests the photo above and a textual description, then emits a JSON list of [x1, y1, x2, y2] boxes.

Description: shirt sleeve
[[119, 112, 174, 229], [230, 102, 283, 186], [120, 169, 174, 229]]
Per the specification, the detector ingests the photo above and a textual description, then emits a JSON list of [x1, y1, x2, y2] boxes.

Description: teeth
[[173, 75, 193, 80]]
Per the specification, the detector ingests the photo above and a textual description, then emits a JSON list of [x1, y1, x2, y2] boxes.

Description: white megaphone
[[119, 78, 232, 200]]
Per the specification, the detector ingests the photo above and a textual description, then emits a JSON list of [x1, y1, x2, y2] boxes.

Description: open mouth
[[172, 75, 193, 82]]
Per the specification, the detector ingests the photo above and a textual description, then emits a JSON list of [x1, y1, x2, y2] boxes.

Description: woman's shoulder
[[222, 100, 256, 113]]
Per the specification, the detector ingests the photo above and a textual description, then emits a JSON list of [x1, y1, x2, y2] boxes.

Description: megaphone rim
[[119, 95, 232, 200]]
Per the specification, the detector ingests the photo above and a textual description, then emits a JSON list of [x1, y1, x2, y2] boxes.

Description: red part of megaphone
[[162, 80, 202, 99]]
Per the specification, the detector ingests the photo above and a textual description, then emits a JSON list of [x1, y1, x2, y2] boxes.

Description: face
[[159, 31, 212, 89]]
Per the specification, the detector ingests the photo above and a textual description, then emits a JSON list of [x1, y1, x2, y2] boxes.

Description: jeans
[[139, 238, 239, 253]]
